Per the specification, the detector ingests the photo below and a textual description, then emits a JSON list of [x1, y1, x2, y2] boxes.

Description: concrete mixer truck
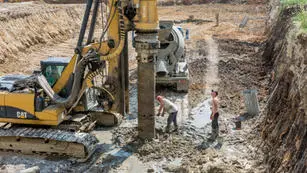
[[156, 21, 189, 92]]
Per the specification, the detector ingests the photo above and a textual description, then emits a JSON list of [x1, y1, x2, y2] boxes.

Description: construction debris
[[20, 166, 40, 173]]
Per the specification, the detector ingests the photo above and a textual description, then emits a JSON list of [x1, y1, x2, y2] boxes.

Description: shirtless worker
[[210, 90, 219, 140], [156, 96, 179, 132]]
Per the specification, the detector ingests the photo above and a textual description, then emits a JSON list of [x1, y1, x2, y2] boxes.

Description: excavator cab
[[40, 57, 72, 97], [40, 57, 100, 111]]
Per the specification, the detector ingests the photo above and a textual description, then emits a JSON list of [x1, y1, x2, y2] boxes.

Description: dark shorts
[[211, 112, 219, 129]]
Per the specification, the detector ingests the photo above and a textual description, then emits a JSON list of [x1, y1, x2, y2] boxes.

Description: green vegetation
[[280, 0, 307, 5], [294, 11, 307, 31], [280, 0, 307, 32]]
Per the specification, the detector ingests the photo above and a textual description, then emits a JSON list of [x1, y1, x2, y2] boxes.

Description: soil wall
[[262, 3, 307, 173], [158, 0, 268, 6], [0, 4, 84, 73]]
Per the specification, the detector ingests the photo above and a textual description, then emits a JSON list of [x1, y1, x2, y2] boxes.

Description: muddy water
[[189, 99, 212, 128], [89, 82, 193, 172], [104, 30, 220, 173], [106, 85, 216, 172], [107, 33, 268, 172]]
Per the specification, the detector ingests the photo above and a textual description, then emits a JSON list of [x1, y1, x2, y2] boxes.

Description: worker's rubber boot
[[210, 128, 218, 141], [165, 125, 170, 133], [173, 125, 178, 132]]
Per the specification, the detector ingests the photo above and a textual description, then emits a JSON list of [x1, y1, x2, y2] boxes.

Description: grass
[[280, 0, 307, 5], [280, 0, 307, 32], [294, 11, 307, 31]]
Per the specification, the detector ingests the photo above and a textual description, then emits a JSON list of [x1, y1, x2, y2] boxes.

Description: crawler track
[[0, 127, 98, 159]]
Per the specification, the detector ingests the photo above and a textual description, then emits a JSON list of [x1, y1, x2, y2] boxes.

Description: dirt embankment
[[158, 0, 268, 6], [217, 39, 267, 114], [261, 4, 307, 173], [0, 3, 84, 74]]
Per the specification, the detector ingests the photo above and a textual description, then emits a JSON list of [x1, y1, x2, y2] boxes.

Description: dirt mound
[[0, 3, 84, 74], [188, 40, 208, 107], [261, 5, 307, 173], [217, 38, 262, 55], [158, 0, 268, 6], [216, 38, 268, 115]]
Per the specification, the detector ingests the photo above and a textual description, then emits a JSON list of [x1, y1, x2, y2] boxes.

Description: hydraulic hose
[[38, 0, 124, 111], [99, 1, 125, 61], [67, 70, 115, 114], [78, 0, 125, 109], [85, 70, 115, 100]]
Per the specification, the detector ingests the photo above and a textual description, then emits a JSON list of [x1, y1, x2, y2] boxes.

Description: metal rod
[[135, 33, 159, 139], [86, 0, 100, 45], [119, 34, 128, 116], [77, 0, 93, 48], [124, 33, 129, 114]]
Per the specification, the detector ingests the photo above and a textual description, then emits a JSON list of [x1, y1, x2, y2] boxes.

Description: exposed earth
[[0, 1, 306, 173]]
